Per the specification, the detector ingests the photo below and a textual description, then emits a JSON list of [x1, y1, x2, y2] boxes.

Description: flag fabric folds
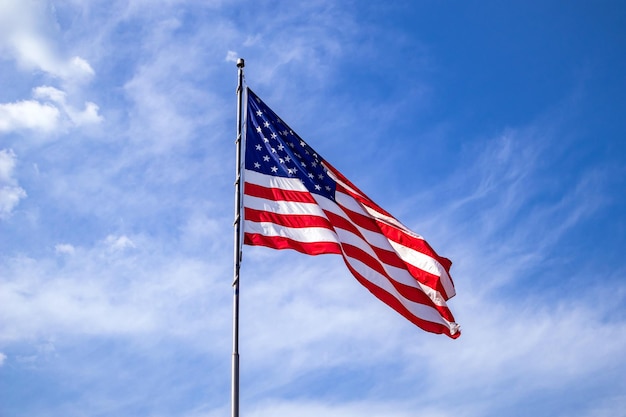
[[242, 88, 460, 338]]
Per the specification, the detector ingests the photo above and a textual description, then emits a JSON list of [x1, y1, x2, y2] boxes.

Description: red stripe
[[244, 182, 316, 203], [376, 222, 453, 299], [325, 162, 394, 217], [330, 202, 453, 298], [324, 210, 407, 269], [341, 244, 455, 322], [336, 183, 453, 274], [244, 233, 342, 256], [342, 260, 460, 338], [247, 184, 451, 299], [377, 221, 453, 273], [324, 209, 453, 318], [245, 207, 333, 230], [243, 172, 460, 338], [403, 262, 451, 302], [335, 196, 382, 233]]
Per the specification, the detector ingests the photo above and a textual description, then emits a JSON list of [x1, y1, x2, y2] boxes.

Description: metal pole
[[232, 57, 245, 417]]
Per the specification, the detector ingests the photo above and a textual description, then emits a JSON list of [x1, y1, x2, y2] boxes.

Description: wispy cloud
[[34, 86, 102, 126], [1, 1, 625, 417], [0, 149, 27, 218], [0, 0, 94, 84], [0, 232, 230, 345], [225, 50, 239, 62]]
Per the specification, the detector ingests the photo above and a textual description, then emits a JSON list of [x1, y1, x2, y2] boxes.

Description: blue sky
[[1, 1, 625, 416]]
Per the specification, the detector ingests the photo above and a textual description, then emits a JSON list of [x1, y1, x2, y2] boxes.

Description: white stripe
[[327, 166, 424, 239], [246, 184, 452, 305], [335, 225, 449, 307], [244, 169, 306, 191], [388, 240, 456, 299], [316, 193, 397, 248], [388, 239, 453, 288], [245, 194, 327, 217], [336, 191, 424, 238], [331, 192, 453, 293], [335, 191, 430, 247], [314, 195, 450, 307], [245, 170, 454, 313], [345, 255, 457, 330], [318, 194, 399, 251], [244, 220, 339, 244]]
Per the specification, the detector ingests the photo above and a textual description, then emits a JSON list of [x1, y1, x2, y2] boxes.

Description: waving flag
[[243, 88, 460, 338]]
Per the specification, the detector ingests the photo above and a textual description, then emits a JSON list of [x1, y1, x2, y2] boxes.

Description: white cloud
[[0, 1, 100, 140], [0, 86, 102, 135], [0, 0, 94, 84], [0, 352, 6, 366], [225, 50, 238, 62], [55, 243, 76, 255], [0, 99, 61, 133], [104, 235, 136, 252], [69, 56, 96, 79], [0, 149, 26, 219], [34, 85, 103, 126], [0, 234, 229, 346], [70, 101, 102, 125]]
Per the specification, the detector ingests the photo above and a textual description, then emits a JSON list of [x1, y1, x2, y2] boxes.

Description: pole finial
[[236, 58, 245, 68]]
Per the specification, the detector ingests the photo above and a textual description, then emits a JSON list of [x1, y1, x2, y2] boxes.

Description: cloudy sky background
[[1, 1, 625, 416]]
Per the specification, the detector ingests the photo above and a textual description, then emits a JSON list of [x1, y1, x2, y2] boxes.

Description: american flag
[[243, 88, 460, 338]]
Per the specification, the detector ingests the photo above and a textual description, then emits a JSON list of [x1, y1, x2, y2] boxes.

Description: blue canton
[[245, 89, 337, 201]]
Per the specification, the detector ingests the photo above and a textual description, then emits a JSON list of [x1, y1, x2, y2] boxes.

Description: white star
[[271, 133, 277, 139], [263, 155, 270, 162], [318, 173, 324, 180], [256, 110, 263, 116], [277, 144, 284, 151], [256, 126, 262, 133], [263, 137, 269, 143], [271, 147, 277, 153], [254, 162, 261, 169], [279, 158, 284, 164], [300, 161, 306, 167], [263, 121, 270, 128], [314, 184, 321, 191], [255, 144, 262, 151], [311, 161, 317, 168], [325, 186, 331, 191], [308, 173, 314, 179], [271, 166, 278, 173], [285, 156, 291, 162]]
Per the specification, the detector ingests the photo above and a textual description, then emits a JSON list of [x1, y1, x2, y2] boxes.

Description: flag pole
[[232, 57, 245, 417]]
